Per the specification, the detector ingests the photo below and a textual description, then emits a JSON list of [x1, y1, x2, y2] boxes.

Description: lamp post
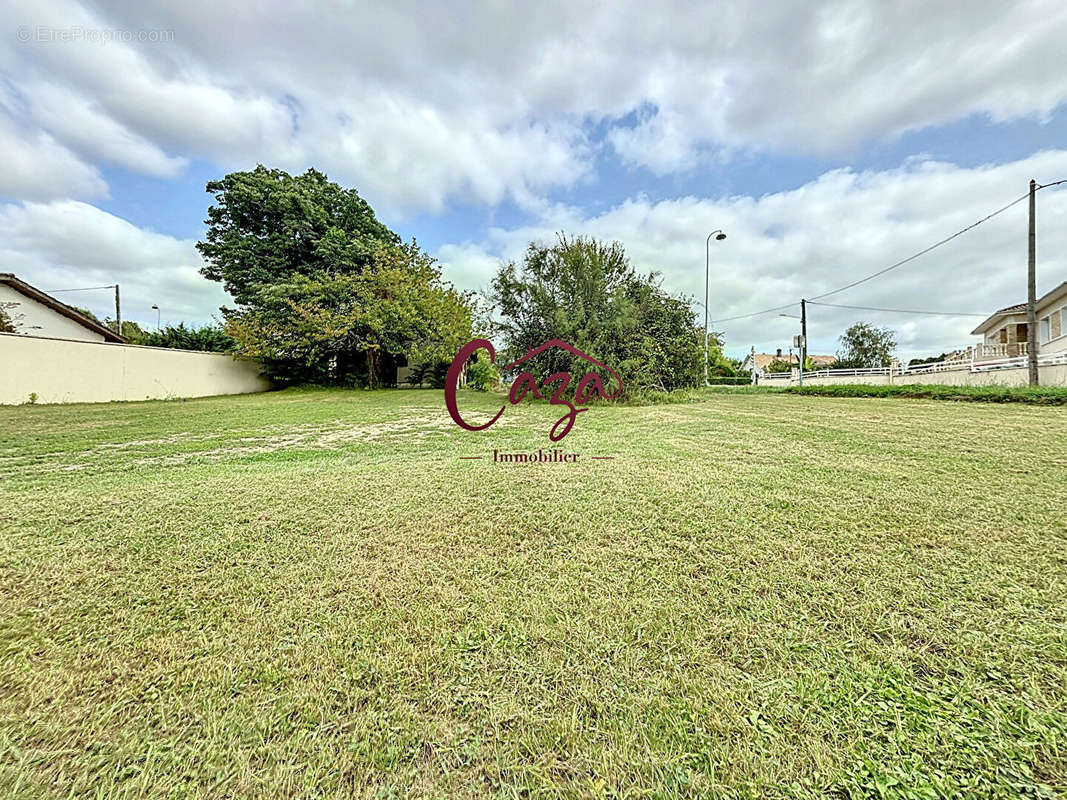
[[151, 305, 160, 330], [704, 230, 727, 386]]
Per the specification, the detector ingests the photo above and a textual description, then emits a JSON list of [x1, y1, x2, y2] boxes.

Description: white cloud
[[0, 201, 230, 327], [6, 82, 188, 177], [0, 113, 107, 200], [3, 150, 1064, 359], [435, 150, 1067, 360], [3, 0, 1067, 211]]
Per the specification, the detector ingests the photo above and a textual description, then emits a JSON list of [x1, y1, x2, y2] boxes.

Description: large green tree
[[835, 321, 897, 368], [197, 166, 400, 306], [490, 234, 705, 393], [197, 167, 471, 384], [225, 242, 472, 386]]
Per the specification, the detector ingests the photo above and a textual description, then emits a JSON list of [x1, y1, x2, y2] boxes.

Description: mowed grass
[[0, 388, 1065, 799]]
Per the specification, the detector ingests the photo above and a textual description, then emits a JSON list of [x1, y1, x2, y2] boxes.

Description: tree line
[[89, 165, 900, 387], [188, 166, 743, 392]]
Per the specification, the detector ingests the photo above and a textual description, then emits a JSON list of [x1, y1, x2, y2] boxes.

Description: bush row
[[782, 383, 1067, 404]]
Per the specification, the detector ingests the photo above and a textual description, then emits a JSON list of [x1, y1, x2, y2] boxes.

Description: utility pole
[[1027, 180, 1039, 386], [114, 284, 121, 337], [800, 298, 807, 386]]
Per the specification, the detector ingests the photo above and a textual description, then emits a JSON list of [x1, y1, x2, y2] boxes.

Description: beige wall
[[1044, 335, 1067, 355], [1, 333, 271, 405], [0, 285, 106, 342]]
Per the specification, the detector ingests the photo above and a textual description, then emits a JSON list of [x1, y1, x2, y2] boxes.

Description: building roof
[[971, 281, 1067, 335], [0, 273, 126, 343], [747, 352, 836, 370]]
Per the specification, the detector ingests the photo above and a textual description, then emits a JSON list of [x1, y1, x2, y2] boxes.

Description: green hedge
[[783, 383, 1067, 405], [707, 376, 751, 385]]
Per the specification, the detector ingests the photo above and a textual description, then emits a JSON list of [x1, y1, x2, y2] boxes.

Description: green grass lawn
[[1, 388, 1065, 798]]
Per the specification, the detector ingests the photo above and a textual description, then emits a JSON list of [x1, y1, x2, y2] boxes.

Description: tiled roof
[[994, 302, 1026, 314], [749, 353, 836, 369], [971, 281, 1067, 335]]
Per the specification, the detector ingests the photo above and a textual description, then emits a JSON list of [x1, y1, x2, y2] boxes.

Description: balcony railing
[[975, 341, 1028, 360]]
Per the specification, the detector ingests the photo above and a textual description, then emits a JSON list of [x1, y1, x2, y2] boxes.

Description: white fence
[[1, 332, 272, 405], [758, 350, 1067, 388]]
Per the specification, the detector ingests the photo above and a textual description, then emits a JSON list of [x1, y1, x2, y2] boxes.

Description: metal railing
[[971, 350, 1067, 371], [802, 366, 892, 378], [900, 357, 972, 375], [753, 348, 1067, 382]]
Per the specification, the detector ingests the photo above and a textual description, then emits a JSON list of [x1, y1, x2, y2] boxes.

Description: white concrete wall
[[0, 333, 272, 405], [798, 372, 892, 386], [0, 285, 106, 342], [795, 363, 1067, 388]]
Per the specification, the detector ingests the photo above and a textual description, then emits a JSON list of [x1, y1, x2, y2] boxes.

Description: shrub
[[139, 323, 235, 352], [490, 234, 707, 395], [466, 350, 500, 391], [783, 383, 1067, 405]]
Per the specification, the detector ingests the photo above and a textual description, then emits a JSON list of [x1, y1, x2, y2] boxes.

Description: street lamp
[[151, 304, 160, 330], [704, 230, 727, 386]]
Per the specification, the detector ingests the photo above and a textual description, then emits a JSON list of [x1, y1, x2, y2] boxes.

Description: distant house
[[742, 348, 836, 377], [0, 274, 125, 343], [971, 281, 1067, 358]]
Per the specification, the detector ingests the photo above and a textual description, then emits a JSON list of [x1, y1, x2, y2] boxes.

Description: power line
[[807, 300, 987, 317], [709, 181, 1067, 324], [46, 285, 117, 293], [807, 191, 1031, 301], [711, 302, 799, 323]]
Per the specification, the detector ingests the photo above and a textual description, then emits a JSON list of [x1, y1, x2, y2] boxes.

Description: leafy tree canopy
[[490, 234, 707, 393], [225, 241, 472, 386], [197, 166, 400, 306], [766, 358, 794, 373], [138, 323, 235, 352], [74, 306, 103, 325], [835, 321, 897, 368]]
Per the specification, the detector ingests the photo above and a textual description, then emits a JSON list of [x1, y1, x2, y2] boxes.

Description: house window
[[1039, 315, 1051, 344], [998, 328, 1008, 344], [1052, 308, 1063, 340]]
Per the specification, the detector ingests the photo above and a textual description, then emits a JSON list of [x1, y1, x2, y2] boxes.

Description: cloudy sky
[[4, 0, 1067, 359]]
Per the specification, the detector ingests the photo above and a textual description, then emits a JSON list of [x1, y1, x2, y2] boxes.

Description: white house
[[971, 281, 1067, 359], [0, 273, 125, 343]]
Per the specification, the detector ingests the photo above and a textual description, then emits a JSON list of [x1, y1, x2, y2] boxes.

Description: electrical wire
[[45, 285, 117, 293], [807, 192, 1030, 301], [710, 302, 799, 323], [807, 300, 987, 317], [710, 180, 1065, 324]]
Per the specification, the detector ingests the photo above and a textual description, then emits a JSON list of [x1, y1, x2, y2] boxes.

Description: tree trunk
[[366, 348, 377, 388]]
